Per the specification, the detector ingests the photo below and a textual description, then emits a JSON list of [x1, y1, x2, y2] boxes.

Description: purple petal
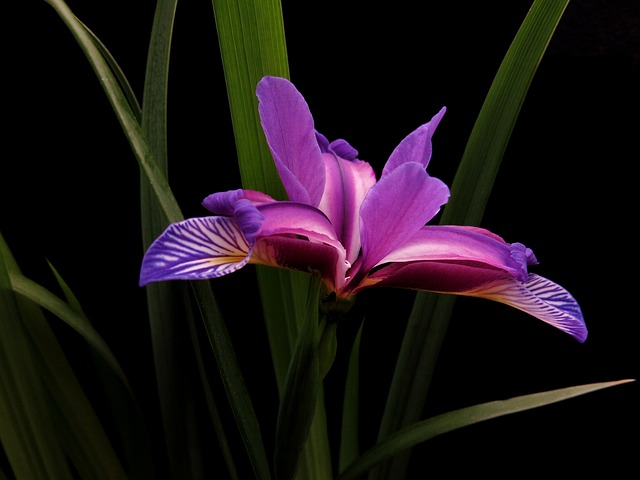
[[202, 189, 265, 243], [256, 76, 325, 206], [139, 216, 253, 286], [480, 273, 587, 342], [363, 262, 586, 342], [359, 163, 450, 272], [377, 225, 530, 281], [203, 189, 275, 214], [329, 139, 359, 160], [256, 201, 350, 290], [318, 153, 376, 264], [252, 236, 345, 292], [382, 107, 446, 177]]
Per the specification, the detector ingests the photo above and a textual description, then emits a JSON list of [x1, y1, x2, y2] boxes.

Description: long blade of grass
[[139, 0, 209, 477], [191, 281, 271, 480], [43, 0, 183, 224], [0, 241, 70, 479], [8, 270, 128, 387], [346, 379, 633, 480], [374, 1, 572, 478], [44, 1, 270, 477], [274, 277, 322, 480], [210, 0, 332, 477], [338, 321, 364, 474], [46, 261, 154, 479], [0, 233, 128, 479]]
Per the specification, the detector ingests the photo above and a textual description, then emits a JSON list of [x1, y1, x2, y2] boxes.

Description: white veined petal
[[140, 216, 252, 285], [471, 273, 587, 342]]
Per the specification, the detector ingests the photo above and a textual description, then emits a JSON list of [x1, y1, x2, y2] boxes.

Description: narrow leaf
[[191, 281, 271, 480], [45, 1, 270, 477], [339, 321, 364, 474], [8, 271, 128, 387], [345, 380, 633, 480], [274, 277, 322, 480], [0, 233, 127, 479], [376, 3, 572, 478], [210, 0, 332, 476]]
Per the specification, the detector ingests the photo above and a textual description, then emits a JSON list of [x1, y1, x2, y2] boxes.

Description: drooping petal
[[256, 76, 325, 206], [473, 273, 587, 342], [318, 152, 376, 264], [361, 261, 587, 342], [381, 107, 447, 177], [376, 225, 531, 282], [256, 201, 349, 289], [139, 216, 253, 286], [251, 236, 345, 293], [358, 162, 450, 273]]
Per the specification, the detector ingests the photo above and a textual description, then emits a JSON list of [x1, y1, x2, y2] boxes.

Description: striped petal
[[139, 216, 252, 285], [363, 261, 586, 342], [468, 273, 587, 342]]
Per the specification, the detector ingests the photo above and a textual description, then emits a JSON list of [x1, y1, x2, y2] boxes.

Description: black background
[[6, 0, 640, 477]]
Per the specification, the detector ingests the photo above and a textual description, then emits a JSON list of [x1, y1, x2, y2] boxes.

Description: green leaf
[[210, 0, 332, 476], [343, 379, 634, 480], [138, 0, 212, 477], [45, 1, 270, 478], [8, 271, 128, 388], [274, 277, 322, 480], [44, 0, 183, 225], [375, 2, 572, 478], [338, 321, 364, 474], [191, 281, 271, 480], [0, 232, 127, 480]]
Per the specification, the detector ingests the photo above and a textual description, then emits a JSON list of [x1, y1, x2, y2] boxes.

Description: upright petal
[[139, 216, 254, 285], [381, 107, 446, 177], [256, 76, 325, 206], [318, 152, 376, 264], [358, 163, 450, 273]]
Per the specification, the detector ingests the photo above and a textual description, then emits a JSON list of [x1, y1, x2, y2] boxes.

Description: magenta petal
[[139, 216, 253, 286], [257, 201, 349, 289], [382, 107, 446, 177], [377, 225, 530, 281], [256, 76, 325, 206], [359, 163, 450, 271], [252, 236, 345, 292]]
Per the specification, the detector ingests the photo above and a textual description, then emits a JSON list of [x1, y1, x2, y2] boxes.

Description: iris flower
[[140, 76, 587, 342]]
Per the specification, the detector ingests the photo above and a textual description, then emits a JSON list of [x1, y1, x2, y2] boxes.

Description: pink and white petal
[[359, 163, 449, 272], [378, 225, 527, 280], [318, 153, 376, 264], [257, 201, 350, 287], [139, 216, 252, 286]]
